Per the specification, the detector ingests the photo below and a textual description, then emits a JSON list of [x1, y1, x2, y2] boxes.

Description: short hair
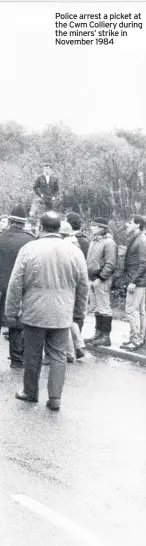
[[44, 163, 52, 169], [66, 212, 81, 231], [130, 215, 146, 231], [40, 211, 61, 232]]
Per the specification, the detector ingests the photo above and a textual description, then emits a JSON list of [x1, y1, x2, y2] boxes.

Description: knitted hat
[[60, 220, 73, 236], [8, 204, 26, 223]]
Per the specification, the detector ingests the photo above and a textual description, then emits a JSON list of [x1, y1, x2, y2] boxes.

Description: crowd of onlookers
[[0, 202, 146, 411]]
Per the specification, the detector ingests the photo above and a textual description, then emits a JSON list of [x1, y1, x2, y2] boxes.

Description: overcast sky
[[0, 1, 145, 134]]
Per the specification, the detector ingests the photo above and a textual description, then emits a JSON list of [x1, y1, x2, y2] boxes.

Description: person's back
[[0, 225, 34, 292], [5, 211, 88, 410], [6, 234, 88, 329], [0, 204, 35, 368]]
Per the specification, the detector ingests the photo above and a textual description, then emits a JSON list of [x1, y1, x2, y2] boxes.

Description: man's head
[[90, 217, 108, 237], [126, 215, 146, 235], [8, 204, 26, 228], [44, 163, 52, 176], [40, 211, 61, 233], [66, 212, 81, 232]]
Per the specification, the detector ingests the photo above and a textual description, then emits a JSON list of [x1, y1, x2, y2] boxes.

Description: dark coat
[[33, 174, 59, 200], [74, 230, 89, 259], [124, 232, 146, 287], [0, 226, 34, 326]]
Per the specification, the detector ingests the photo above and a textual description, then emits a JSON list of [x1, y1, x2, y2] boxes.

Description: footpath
[[83, 313, 146, 364]]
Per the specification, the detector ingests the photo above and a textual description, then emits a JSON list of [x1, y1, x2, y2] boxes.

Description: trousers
[[67, 323, 85, 357], [23, 325, 69, 399], [9, 327, 24, 364], [29, 197, 52, 219], [126, 287, 146, 343], [90, 277, 112, 316]]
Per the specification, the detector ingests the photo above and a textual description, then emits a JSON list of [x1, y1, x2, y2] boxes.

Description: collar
[[9, 225, 24, 232], [92, 232, 113, 242], [40, 232, 61, 239], [128, 230, 142, 244]]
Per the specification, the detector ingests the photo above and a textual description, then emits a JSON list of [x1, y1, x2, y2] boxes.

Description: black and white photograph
[[0, 1, 146, 544]]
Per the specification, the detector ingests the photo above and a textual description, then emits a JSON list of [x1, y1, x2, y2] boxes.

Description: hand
[[6, 316, 22, 328], [127, 283, 136, 293], [6, 317, 17, 328], [73, 317, 84, 332], [94, 277, 101, 288]]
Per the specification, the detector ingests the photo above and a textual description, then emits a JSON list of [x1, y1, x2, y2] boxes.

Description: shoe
[[67, 355, 74, 363], [10, 360, 23, 369], [93, 335, 111, 347], [15, 391, 38, 402], [75, 348, 85, 359], [84, 331, 102, 343], [46, 398, 60, 411], [120, 341, 131, 349], [125, 342, 140, 352], [137, 341, 145, 348], [3, 332, 9, 340]]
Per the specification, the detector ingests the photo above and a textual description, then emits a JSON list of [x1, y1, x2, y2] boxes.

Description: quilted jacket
[[5, 233, 88, 328]]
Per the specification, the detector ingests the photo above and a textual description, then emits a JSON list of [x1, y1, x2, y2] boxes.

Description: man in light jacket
[[5, 211, 88, 411], [87, 217, 117, 347]]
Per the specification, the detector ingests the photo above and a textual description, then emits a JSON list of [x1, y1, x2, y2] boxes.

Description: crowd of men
[[0, 164, 146, 411]]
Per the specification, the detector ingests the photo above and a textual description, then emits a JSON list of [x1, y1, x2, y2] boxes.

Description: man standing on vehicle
[[29, 163, 59, 218]]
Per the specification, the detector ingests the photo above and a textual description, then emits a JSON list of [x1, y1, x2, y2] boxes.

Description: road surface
[[0, 332, 146, 545]]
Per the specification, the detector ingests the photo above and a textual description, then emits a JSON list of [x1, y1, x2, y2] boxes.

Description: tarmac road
[[0, 332, 146, 546]]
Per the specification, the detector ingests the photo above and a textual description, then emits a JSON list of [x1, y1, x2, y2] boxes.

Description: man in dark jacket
[[29, 163, 59, 218], [120, 215, 146, 351], [66, 212, 89, 259], [0, 204, 34, 368]]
